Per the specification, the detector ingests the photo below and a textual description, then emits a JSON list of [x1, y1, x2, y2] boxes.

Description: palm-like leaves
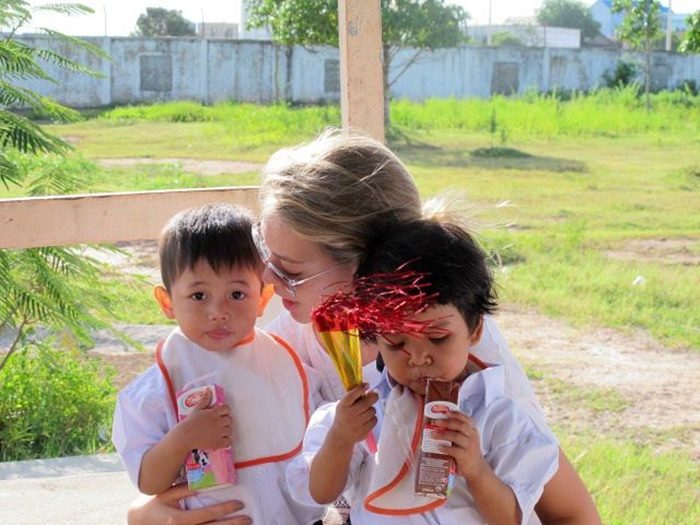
[[0, 2, 115, 372]]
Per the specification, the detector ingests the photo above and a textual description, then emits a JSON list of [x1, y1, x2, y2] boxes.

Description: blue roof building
[[589, 0, 690, 39]]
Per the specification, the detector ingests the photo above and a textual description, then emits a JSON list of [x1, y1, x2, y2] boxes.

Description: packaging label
[[415, 380, 459, 499], [176, 384, 236, 492]]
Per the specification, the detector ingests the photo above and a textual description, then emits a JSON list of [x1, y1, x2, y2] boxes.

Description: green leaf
[[0, 151, 22, 188], [0, 111, 70, 155], [33, 3, 94, 17], [0, 41, 52, 82], [39, 29, 110, 62]]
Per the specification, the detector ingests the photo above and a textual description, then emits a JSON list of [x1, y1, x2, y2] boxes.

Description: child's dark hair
[[358, 219, 497, 332], [158, 203, 261, 291]]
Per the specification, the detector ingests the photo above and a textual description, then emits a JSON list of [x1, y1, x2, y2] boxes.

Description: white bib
[[156, 326, 309, 467], [364, 384, 446, 516], [364, 355, 489, 517]]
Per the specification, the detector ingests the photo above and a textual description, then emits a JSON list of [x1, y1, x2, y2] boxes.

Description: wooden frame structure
[[0, 1, 384, 249]]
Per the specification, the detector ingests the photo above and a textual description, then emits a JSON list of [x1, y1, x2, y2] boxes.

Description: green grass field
[[3, 91, 699, 523]]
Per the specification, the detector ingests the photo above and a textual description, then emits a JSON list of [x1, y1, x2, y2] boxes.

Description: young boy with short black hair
[[113, 203, 319, 524], [287, 219, 560, 524]]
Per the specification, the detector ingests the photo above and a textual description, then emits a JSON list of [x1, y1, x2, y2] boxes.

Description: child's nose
[[407, 348, 433, 367], [208, 301, 230, 321]]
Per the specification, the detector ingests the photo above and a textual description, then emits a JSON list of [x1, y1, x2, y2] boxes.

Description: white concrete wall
[[13, 35, 700, 108]]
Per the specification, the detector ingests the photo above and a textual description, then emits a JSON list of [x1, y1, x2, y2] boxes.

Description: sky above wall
[[18, 1, 700, 37]]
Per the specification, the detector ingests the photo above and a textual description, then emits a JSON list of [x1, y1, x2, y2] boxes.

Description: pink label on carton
[[176, 384, 236, 492]]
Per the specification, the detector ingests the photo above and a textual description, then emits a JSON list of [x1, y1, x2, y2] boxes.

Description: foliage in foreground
[[0, 1, 117, 373], [680, 11, 700, 53], [0, 343, 116, 461]]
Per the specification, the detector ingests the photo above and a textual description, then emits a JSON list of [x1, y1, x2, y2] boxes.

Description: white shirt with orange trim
[[286, 363, 559, 525], [266, 312, 552, 441], [112, 326, 324, 525]]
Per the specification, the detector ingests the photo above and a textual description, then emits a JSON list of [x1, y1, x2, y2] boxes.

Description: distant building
[[239, 1, 272, 40], [469, 24, 581, 48], [197, 22, 238, 40], [589, 0, 689, 39]]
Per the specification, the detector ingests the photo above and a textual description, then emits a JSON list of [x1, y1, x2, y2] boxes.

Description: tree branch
[[0, 317, 28, 375], [389, 49, 424, 88]]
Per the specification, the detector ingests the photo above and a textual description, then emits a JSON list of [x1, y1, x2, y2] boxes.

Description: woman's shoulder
[[264, 310, 318, 358], [265, 310, 308, 340]]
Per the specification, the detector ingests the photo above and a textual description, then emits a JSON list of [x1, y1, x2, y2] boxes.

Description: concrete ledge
[[0, 454, 138, 525], [0, 452, 126, 479]]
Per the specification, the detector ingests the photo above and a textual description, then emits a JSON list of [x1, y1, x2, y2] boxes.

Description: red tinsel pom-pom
[[311, 269, 441, 339]]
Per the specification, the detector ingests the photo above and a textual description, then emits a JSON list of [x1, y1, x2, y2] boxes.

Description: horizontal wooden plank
[[0, 187, 260, 249]]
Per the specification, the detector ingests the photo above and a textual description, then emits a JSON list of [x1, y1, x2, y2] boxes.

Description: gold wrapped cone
[[316, 327, 363, 390]]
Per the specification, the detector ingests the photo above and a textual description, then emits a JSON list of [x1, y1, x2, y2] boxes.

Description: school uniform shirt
[[112, 326, 324, 525], [286, 363, 559, 525], [266, 311, 554, 440]]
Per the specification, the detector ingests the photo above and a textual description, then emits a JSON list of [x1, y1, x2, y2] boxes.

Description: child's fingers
[[211, 405, 231, 417], [357, 405, 378, 427], [339, 383, 370, 407], [446, 411, 470, 423], [363, 390, 379, 406], [433, 412, 472, 432], [438, 429, 472, 452]]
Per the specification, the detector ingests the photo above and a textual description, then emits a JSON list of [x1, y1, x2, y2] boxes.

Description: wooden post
[[338, 0, 385, 142]]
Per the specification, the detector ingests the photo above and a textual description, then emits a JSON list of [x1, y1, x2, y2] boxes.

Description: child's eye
[[383, 338, 405, 351], [190, 292, 206, 301], [230, 290, 246, 300], [429, 335, 449, 345]]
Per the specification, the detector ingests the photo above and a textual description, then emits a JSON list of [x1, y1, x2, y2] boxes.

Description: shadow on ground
[[392, 143, 587, 173]]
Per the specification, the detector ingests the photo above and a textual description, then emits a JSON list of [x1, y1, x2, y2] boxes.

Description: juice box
[[415, 379, 459, 499], [176, 384, 236, 492]]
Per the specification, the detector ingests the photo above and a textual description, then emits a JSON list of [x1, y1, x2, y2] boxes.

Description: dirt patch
[[497, 304, 700, 458], [96, 158, 262, 176], [84, 241, 160, 284], [605, 237, 700, 266], [94, 351, 156, 390], [62, 135, 82, 146]]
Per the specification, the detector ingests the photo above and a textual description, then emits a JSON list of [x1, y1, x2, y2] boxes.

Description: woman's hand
[[127, 484, 251, 525]]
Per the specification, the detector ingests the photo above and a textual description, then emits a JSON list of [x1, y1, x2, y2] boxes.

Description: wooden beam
[[0, 187, 260, 249], [338, 0, 385, 142]]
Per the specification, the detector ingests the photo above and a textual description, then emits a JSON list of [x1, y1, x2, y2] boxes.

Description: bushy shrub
[[603, 60, 639, 89], [0, 342, 116, 461], [491, 31, 525, 47]]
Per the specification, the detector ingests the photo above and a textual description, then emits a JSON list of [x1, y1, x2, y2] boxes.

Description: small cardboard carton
[[415, 379, 459, 499], [176, 384, 236, 492]]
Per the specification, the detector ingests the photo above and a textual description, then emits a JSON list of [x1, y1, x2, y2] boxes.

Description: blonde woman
[[128, 129, 600, 525]]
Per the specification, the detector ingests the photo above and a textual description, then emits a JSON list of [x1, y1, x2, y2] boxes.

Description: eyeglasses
[[252, 222, 345, 298]]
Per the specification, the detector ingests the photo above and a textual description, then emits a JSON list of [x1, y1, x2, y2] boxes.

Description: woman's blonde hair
[[259, 128, 422, 264]]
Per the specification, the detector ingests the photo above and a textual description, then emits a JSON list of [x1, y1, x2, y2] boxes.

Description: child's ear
[[257, 284, 275, 317], [154, 285, 175, 319], [468, 316, 485, 347]]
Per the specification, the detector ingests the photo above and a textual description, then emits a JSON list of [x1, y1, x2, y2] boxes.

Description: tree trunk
[[383, 43, 391, 130], [285, 45, 294, 104], [645, 27, 652, 111]]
